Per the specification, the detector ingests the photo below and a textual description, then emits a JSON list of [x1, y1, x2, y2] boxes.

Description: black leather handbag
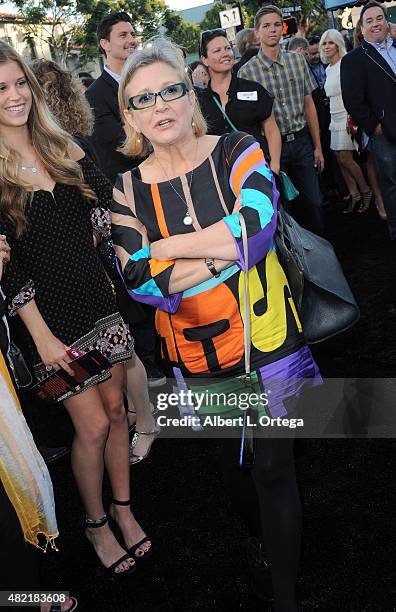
[[275, 208, 360, 344]]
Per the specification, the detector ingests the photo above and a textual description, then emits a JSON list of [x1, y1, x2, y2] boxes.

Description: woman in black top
[[0, 42, 151, 578], [197, 29, 281, 174]]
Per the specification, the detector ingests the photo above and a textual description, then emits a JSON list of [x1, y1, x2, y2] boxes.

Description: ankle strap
[[111, 498, 131, 506], [85, 513, 107, 528]]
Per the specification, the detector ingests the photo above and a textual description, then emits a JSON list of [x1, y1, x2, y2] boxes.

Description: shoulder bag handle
[[212, 95, 239, 132]]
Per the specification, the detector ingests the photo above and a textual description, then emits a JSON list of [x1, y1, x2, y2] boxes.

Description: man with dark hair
[[86, 11, 137, 184], [307, 36, 326, 88], [239, 5, 324, 235], [341, 1, 396, 239]]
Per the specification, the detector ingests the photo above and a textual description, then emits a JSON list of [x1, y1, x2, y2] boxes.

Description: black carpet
[[39, 202, 396, 611]]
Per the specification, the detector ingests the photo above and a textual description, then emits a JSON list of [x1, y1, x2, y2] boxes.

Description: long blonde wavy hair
[[118, 37, 207, 159], [30, 59, 94, 137], [0, 42, 96, 236]]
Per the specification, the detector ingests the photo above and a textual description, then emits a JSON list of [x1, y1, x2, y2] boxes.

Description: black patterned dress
[[0, 157, 134, 401]]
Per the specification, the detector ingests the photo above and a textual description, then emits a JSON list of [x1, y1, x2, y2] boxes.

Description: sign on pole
[[219, 7, 242, 29]]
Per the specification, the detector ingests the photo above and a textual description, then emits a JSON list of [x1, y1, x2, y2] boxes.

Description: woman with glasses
[[0, 42, 151, 578], [197, 28, 281, 175], [112, 37, 320, 611]]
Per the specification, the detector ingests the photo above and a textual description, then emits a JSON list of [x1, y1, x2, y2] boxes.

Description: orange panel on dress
[[151, 183, 170, 238], [161, 283, 244, 374]]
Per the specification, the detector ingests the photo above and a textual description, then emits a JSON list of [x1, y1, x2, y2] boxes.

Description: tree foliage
[[0, 0, 203, 66], [4, 0, 84, 65], [205, 0, 329, 37]]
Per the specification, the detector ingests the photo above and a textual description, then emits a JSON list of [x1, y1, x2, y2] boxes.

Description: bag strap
[[239, 213, 251, 378], [212, 95, 239, 132]]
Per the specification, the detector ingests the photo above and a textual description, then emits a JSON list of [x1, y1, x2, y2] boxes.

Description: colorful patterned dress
[[111, 132, 320, 417]]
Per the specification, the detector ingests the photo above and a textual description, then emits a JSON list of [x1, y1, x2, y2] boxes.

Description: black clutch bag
[[275, 208, 360, 344]]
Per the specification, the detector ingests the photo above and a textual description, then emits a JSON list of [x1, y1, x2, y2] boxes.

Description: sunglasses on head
[[199, 28, 228, 55], [128, 82, 188, 110]]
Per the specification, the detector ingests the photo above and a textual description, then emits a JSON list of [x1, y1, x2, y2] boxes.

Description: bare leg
[[337, 158, 359, 196], [125, 353, 157, 457], [367, 152, 387, 220], [98, 363, 151, 557], [63, 387, 134, 573], [336, 150, 370, 193]]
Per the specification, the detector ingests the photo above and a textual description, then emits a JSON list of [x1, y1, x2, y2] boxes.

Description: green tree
[[78, 0, 201, 64], [163, 9, 201, 55], [200, 2, 227, 31], [240, 0, 328, 36], [3, 0, 84, 65]]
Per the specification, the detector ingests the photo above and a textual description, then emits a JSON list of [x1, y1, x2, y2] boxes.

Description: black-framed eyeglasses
[[199, 28, 228, 56], [128, 82, 188, 110]]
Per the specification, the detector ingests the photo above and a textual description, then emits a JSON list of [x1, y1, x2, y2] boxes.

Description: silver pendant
[[183, 214, 193, 226]]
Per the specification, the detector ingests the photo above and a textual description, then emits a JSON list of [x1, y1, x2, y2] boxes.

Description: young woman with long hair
[[0, 42, 151, 577], [30, 58, 159, 464]]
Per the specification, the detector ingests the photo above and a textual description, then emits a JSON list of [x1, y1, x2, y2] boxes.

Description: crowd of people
[[0, 2, 394, 611]]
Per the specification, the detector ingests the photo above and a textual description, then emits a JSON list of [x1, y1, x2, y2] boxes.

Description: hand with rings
[[35, 333, 73, 375]]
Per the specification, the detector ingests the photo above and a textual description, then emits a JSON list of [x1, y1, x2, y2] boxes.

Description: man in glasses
[[238, 5, 325, 235], [86, 11, 137, 184]]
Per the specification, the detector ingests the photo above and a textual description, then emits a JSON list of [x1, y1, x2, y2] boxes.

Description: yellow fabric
[[0, 350, 58, 550]]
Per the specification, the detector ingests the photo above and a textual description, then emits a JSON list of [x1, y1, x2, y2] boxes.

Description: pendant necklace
[[156, 139, 198, 226], [20, 159, 39, 174]]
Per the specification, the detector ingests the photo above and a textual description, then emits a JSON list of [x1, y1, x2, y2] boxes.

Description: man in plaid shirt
[[239, 5, 324, 235]]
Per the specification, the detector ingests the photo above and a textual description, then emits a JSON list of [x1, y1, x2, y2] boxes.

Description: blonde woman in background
[[320, 28, 372, 214]]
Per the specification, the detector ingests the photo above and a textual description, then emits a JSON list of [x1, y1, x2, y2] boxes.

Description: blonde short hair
[[319, 29, 347, 64], [118, 37, 207, 158]]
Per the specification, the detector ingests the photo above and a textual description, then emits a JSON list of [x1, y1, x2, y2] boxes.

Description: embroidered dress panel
[[0, 157, 134, 400]]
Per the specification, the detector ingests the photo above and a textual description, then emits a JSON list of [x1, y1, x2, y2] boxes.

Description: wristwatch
[[205, 257, 220, 278]]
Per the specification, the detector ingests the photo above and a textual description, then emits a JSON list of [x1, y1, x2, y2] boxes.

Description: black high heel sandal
[[110, 499, 152, 562], [85, 513, 136, 577], [357, 189, 373, 213], [343, 193, 361, 214]]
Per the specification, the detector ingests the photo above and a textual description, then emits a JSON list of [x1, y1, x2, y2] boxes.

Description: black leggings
[[221, 437, 301, 612]]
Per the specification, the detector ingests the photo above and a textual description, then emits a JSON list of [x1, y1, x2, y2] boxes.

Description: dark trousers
[[0, 481, 40, 591], [280, 128, 324, 236], [221, 437, 300, 611], [132, 304, 158, 368], [370, 133, 396, 240]]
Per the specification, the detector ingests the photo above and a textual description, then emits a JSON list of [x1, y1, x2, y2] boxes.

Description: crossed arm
[[150, 217, 239, 294]]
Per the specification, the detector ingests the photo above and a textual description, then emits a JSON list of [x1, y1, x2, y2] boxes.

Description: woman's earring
[[192, 120, 196, 128], [136, 134, 141, 144]]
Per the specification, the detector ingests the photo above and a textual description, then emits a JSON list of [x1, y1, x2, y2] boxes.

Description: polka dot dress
[[3, 157, 134, 400]]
